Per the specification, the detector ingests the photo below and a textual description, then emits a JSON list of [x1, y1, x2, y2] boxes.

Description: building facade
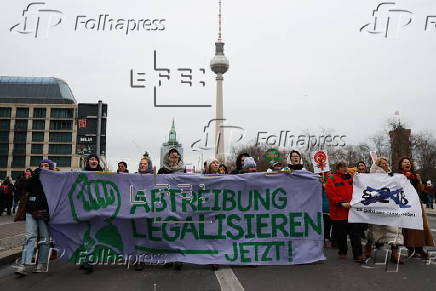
[[0, 77, 81, 180], [76, 102, 107, 169], [389, 127, 412, 172], [160, 119, 183, 167]]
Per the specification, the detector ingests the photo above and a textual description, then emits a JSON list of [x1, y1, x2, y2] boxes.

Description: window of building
[[14, 120, 28, 131], [16, 108, 29, 118], [32, 132, 44, 142], [49, 132, 72, 143], [30, 156, 43, 167], [0, 156, 7, 167], [51, 108, 73, 119], [0, 171, 6, 179], [49, 156, 71, 168], [13, 144, 26, 154], [0, 120, 10, 130], [33, 108, 46, 118], [13, 132, 27, 143], [0, 107, 12, 118], [49, 144, 71, 155], [31, 144, 43, 154], [0, 144, 9, 155], [12, 156, 25, 168], [12, 171, 24, 181], [50, 120, 72, 130], [32, 120, 45, 130], [0, 131, 9, 142]]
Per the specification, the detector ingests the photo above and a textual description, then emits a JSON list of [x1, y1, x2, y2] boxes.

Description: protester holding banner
[[218, 164, 228, 174], [78, 154, 104, 272], [230, 152, 250, 174], [365, 157, 404, 263], [356, 161, 368, 173], [325, 162, 364, 262], [158, 149, 185, 175], [117, 161, 129, 173], [206, 158, 223, 270], [205, 159, 220, 174], [355, 162, 368, 240], [287, 150, 305, 171], [137, 158, 151, 174], [267, 161, 284, 172], [84, 154, 103, 171], [134, 157, 154, 271], [14, 160, 54, 276], [240, 157, 257, 173], [320, 173, 332, 248], [398, 157, 435, 258], [158, 149, 184, 270]]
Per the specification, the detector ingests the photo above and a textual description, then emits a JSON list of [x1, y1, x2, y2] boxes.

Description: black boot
[[79, 262, 94, 272], [174, 262, 183, 271]]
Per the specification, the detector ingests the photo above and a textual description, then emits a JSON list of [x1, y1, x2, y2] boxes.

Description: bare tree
[[411, 131, 436, 180], [369, 131, 391, 161]]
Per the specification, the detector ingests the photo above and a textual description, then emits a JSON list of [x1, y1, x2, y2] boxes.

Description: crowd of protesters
[[3, 148, 435, 276]]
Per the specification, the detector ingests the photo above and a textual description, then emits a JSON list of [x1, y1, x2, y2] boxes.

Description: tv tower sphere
[[210, 43, 229, 75]]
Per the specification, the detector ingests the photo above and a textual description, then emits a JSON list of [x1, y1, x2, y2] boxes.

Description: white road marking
[[215, 266, 244, 291]]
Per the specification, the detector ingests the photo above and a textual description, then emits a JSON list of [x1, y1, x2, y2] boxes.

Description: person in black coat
[[13, 169, 32, 214], [0, 177, 15, 215]]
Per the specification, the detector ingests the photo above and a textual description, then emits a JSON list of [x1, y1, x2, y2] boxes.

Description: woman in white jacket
[[365, 157, 404, 263]]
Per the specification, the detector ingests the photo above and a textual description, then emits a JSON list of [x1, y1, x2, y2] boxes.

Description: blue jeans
[[21, 213, 50, 265], [427, 195, 434, 208]]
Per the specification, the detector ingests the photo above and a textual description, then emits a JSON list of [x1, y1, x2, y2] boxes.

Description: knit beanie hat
[[243, 157, 256, 169], [39, 159, 55, 169]]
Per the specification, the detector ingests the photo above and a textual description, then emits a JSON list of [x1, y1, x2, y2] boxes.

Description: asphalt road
[[0, 217, 435, 291]]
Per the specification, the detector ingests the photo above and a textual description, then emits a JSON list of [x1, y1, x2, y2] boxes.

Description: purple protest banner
[[40, 170, 325, 266]]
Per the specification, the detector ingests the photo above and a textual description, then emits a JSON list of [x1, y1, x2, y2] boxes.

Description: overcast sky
[[1, 0, 435, 170]]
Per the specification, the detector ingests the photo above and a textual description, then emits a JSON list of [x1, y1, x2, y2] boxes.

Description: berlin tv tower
[[210, 0, 229, 161]]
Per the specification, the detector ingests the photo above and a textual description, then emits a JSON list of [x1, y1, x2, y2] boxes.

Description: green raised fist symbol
[[68, 173, 124, 263], [68, 173, 121, 222]]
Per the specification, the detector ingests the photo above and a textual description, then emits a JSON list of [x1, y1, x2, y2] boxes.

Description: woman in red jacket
[[325, 162, 364, 262]]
